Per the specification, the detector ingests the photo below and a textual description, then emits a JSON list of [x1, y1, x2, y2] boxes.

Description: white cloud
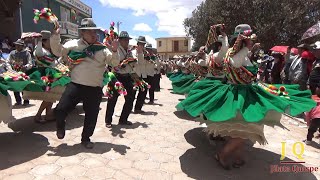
[[133, 23, 152, 32], [145, 35, 157, 48], [129, 35, 138, 46], [98, 0, 203, 36]]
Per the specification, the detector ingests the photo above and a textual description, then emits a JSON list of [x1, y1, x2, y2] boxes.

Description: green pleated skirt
[[177, 82, 316, 123], [172, 74, 196, 95]]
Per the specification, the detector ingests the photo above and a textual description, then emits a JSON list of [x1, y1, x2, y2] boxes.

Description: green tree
[[184, 0, 320, 51]]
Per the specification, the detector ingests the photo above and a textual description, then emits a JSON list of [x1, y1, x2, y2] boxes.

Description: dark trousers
[[310, 84, 317, 95], [54, 82, 102, 142], [307, 118, 320, 141], [146, 75, 155, 102], [134, 77, 148, 111], [105, 74, 135, 124], [14, 92, 29, 104], [299, 81, 308, 91], [154, 73, 161, 91]]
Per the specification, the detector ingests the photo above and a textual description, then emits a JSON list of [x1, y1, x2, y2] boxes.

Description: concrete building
[[0, 0, 21, 41], [156, 37, 191, 60], [18, 0, 92, 41]]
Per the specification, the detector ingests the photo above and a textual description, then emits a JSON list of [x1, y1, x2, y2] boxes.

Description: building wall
[[14, 0, 91, 40], [0, 0, 20, 41], [157, 37, 190, 52], [176, 40, 189, 52], [156, 37, 191, 60], [17, 0, 57, 38]]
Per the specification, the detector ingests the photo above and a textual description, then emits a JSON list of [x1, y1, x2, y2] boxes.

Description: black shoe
[[133, 110, 145, 114], [118, 121, 133, 125], [81, 141, 94, 149], [23, 100, 30, 106], [147, 101, 154, 104], [14, 102, 22, 106], [56, 128, 65, 139]]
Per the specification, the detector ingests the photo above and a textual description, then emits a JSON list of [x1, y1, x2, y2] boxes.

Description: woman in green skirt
[[171, 56, 198, 95], [179, 35, 228, 99], [26, 30, 70, 123], [177, 24, 316, 169]]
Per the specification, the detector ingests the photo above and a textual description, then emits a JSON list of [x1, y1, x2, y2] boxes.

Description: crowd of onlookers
[[249, 42, 320, 144], [256, 42, 320, 95]]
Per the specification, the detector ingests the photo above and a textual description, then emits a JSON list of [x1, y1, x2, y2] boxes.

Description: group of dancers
[[0, 18, 161, 149], [166, 24, 316, 170], [0, 17, 318, 169]]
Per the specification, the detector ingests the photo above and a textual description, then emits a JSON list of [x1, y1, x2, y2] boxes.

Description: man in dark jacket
[[308, 41, 320, 94]]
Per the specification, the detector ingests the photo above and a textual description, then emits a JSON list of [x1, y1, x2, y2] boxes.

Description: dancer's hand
[[52, 27, 60, 35], [111, 39, 119, 52], [217, 24, 226, 36], [52, 21, 61, 35]]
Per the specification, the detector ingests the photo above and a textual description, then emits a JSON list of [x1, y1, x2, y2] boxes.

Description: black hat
[[118, 31, 132, 39], [145, 43, 152, 49], [78, 18, 100, 30], [136, 36, 147, 44]]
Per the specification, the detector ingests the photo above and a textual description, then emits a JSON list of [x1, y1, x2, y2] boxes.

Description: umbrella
[[270, 46, 298, 54], [21, 32, 42, 39], [302, 21, 320, 40]]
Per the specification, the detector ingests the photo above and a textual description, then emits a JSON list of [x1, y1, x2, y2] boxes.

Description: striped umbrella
[[302, 21, 320, 40]]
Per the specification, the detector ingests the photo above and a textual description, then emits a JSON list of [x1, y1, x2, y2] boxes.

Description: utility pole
[[19, 0, 23, 34], [116, 21, 122, 34]]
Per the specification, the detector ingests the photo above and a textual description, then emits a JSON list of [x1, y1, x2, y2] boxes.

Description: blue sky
[[81, 0, 202, 47]]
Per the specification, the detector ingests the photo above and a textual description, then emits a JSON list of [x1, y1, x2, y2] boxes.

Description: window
[[173, 41, 179, 52], [184, 40, 188, 46], [60, 6, 71, 22], [158, 41, 162, 47]]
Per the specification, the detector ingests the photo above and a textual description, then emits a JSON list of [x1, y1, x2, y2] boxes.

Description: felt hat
[[136, 36, 147, 44], [229, 24, 257, 46], [13, 39, 24, 46], [232, 24, 256, 40], [234, 24, 252, 35], [145, 43, 152, 49], [41, 30, 51, 40], [78, 18, 100, 30], [118, 31, 132, 39]]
